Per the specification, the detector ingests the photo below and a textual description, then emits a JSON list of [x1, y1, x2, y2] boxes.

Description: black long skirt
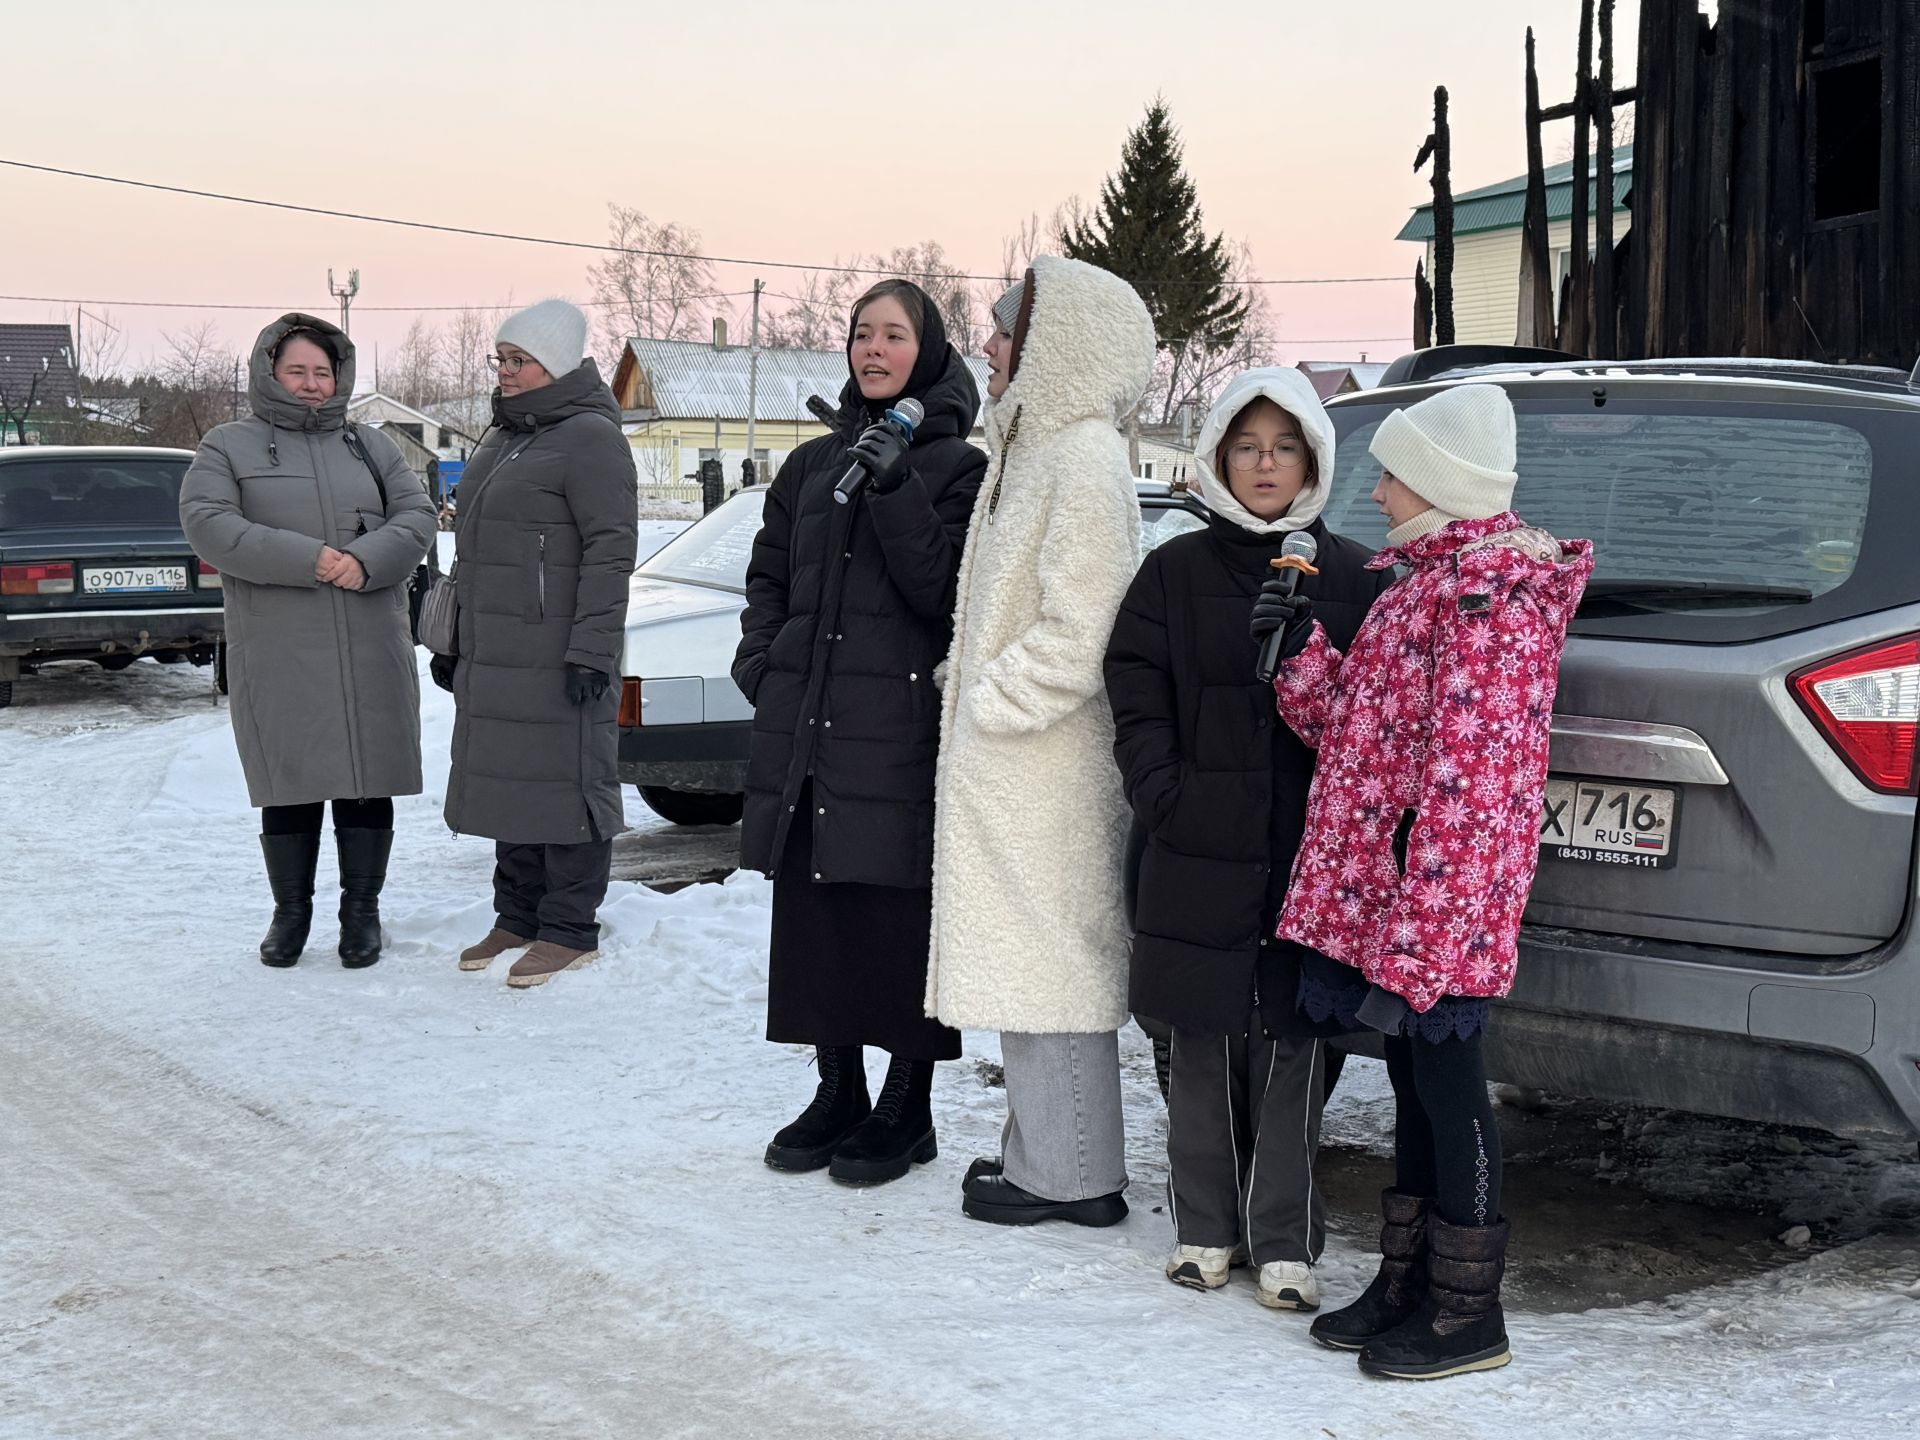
[[764, 785, 960, 1061]]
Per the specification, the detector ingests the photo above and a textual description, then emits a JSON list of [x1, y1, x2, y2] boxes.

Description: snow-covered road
[[4, 652, 1919, 1439]]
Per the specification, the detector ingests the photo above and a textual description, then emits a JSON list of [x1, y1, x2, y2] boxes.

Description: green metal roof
[[1397, 146, 1633, 242]]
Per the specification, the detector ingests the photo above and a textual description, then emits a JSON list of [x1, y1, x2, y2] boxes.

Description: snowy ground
[[4, 557, 1919, 1436]]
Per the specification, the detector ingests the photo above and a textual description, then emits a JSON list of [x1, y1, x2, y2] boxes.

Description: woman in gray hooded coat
[[180, 313, 436, 969], [433, 300, 638, 989]]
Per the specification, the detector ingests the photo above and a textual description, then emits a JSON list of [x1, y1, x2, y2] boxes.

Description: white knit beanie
[[495, 299, 589, 380], [1368, 384, 1518, 522]]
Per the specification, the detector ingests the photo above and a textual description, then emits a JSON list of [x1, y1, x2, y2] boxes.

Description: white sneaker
[[1256, 1260, 1320, 1311], [1165, 1244, 1234, 1291]]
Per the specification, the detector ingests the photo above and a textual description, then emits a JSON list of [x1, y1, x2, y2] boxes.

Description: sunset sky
[[2, 0, 1642, 380]]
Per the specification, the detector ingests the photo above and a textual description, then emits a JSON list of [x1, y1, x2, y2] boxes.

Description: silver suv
[[1321, 351, 1920, 1144]]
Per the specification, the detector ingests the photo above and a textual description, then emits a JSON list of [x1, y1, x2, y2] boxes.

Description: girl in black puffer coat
[[734, 279, 987, 1186], [1105, 368, 1389, 1309]]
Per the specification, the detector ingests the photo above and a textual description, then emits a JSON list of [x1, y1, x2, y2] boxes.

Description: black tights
[[1383, 1031, 1503, 1228], [261, 798, 394, 835]]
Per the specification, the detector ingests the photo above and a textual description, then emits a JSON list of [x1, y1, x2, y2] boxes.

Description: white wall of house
[[1424, 216, 1628, 346]]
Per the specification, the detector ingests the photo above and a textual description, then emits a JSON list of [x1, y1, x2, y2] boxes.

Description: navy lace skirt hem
[[1294, 946, 1491, 1044]]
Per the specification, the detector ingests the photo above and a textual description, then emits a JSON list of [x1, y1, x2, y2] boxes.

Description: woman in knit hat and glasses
[[1250, 383, 1591, 1379], [433, 299, 639, 988]]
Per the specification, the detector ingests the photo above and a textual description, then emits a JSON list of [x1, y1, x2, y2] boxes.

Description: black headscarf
[[843, 280, 952, 425]]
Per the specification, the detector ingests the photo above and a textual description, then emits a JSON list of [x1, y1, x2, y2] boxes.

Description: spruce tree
[[1062, 99, 1249, 357]]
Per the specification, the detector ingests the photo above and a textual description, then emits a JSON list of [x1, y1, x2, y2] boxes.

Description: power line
[[0, 157, 1410, 289], [0, 290, 756, 314]]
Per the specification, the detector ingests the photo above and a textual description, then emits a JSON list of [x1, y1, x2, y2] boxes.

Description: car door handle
[[1549, 714, 1730, 786]]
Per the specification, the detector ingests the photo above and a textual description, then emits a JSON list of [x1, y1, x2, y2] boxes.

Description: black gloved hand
[[429, 653, 457, 692], [848, 421, 912, 496], [1249, 577, 1315, 659], [565, 662, 612, 706]]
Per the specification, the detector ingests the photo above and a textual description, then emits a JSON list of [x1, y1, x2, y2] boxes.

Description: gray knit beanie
[[495, 299, 589, 380], [991, 280, 1025, 336]]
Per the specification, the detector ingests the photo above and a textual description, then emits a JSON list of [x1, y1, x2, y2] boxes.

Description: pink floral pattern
[[1274, 513, 1593, 1013]]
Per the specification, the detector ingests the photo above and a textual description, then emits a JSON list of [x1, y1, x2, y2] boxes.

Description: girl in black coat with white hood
[[1105, 367, 1389, 1311], [734, 280, 987, 1186]]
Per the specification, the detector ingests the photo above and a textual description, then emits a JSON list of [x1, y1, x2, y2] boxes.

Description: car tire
[[96, 654, 135, 672], [0, 680, 11, 709], [213, 637, 229, 696], [636, 786, 743, 828]]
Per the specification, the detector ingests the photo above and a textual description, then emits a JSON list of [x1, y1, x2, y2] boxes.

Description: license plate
[[83, 565, 188, 594], [1539, 776, 1679, 869]]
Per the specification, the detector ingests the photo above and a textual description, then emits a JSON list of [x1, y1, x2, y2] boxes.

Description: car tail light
[[196, 560, 222, 590], [1, 561, 74, 596], [618, 677, 643, 728], [1791, 635, 1920, 796]]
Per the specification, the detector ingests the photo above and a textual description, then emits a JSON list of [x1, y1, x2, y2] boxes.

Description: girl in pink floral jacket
[[1249, 383, 1592, 1381]]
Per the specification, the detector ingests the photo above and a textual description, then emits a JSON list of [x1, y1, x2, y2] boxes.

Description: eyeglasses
[[1226, 441, 1308, 472], [487, 353, 528, 375]]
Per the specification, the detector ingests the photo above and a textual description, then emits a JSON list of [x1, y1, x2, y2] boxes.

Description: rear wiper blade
[[1579, 579, 1815, 609]]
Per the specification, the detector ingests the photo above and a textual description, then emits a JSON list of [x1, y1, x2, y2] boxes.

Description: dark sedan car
[[0, 446, 225, 707]]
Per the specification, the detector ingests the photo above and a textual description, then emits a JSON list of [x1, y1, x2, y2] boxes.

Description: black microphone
[[1255, 531, 1320, 685], [833, 397, 923, 505]]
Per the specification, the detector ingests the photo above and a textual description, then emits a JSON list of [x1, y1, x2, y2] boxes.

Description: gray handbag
[[415, 563, 459, 656]]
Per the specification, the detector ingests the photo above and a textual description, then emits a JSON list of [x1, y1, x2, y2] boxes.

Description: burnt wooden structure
[[1521, 0, 1920, 367], [1414, 87, 1458, 346]]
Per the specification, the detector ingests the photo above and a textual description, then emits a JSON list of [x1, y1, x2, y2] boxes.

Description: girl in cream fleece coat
[[928, 255, 1157, 1226]]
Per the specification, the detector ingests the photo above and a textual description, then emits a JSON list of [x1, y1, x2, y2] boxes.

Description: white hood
[[1191, 367, 1336, 535]]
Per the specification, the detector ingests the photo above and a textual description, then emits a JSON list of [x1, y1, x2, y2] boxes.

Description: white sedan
[[618, 481, 1211, 826]]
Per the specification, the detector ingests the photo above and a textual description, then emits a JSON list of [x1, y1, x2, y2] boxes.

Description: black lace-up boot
[[765, 1046, 870, 1172], [828, 1054, 937, 1185]]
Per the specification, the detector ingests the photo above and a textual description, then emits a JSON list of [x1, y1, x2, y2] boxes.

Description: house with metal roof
[[609, 321, 991, 494], [0, 324, 81, 445], [1397, 147, 1632, 347], [1296, 360, 1390, 401]]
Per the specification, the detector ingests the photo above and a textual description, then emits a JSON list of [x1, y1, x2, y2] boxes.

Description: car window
[[1325, 399, 1881, 622], [0, 458, 189, 530], [1139, 502, 1208, 563], [637, 488, 768, 593]]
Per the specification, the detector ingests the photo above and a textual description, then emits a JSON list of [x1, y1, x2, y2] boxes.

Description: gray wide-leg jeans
[[999, 1030, 1129, 1203]]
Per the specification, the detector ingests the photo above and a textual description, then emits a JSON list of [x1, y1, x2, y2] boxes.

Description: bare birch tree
[[586, 205, 717, 368]]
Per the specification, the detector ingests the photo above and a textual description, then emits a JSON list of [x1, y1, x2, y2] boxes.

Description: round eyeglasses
[[1226, 441, 1308, 471]]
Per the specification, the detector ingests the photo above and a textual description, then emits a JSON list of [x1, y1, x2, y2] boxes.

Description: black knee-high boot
[[765, 1046, 870, 1172], [335, 827, 393, 968], [828, 1054, 937, 1185], [258, 832, 321, 967]]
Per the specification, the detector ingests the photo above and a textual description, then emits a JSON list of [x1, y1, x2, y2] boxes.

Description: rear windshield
[[0, 457, 189, 530], [1325, 392, 1912, 642], [638, 488, 768, 593]]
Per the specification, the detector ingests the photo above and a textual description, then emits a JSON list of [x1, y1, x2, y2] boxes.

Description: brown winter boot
[[1310, 1189, 1432, 1351], [459, 927, 532, 972], [505, 940, 598, 989], [1357, 1215, 1511, 1380]]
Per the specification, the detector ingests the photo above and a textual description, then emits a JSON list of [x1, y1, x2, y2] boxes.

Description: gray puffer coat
[[443, 360, 637, 845], [180, 312, 436, 809]]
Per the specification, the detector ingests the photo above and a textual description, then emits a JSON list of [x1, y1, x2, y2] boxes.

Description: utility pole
[[328, 268, 361, 337], [743, 278, 763, 485]]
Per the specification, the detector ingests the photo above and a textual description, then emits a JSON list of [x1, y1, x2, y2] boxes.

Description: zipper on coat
[[537, 533, 546, 618]]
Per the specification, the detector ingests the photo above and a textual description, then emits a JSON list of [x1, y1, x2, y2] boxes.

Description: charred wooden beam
[[1593, 0, 1618, 357], [1414, 86, 1456, 346], [1567, 0, 1596, 355], [1518, 28, 1557, 347], [1413, 259, 1434, 350], [1539, 85, 1637, 122]]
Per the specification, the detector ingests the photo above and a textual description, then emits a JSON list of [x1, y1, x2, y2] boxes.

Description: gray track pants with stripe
[[1165, 1013, 1326, 1265]]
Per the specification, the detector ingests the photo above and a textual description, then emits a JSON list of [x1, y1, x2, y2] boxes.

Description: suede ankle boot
[[829, 1054, 937, 1185], [765, 1046, 870, 1172]]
